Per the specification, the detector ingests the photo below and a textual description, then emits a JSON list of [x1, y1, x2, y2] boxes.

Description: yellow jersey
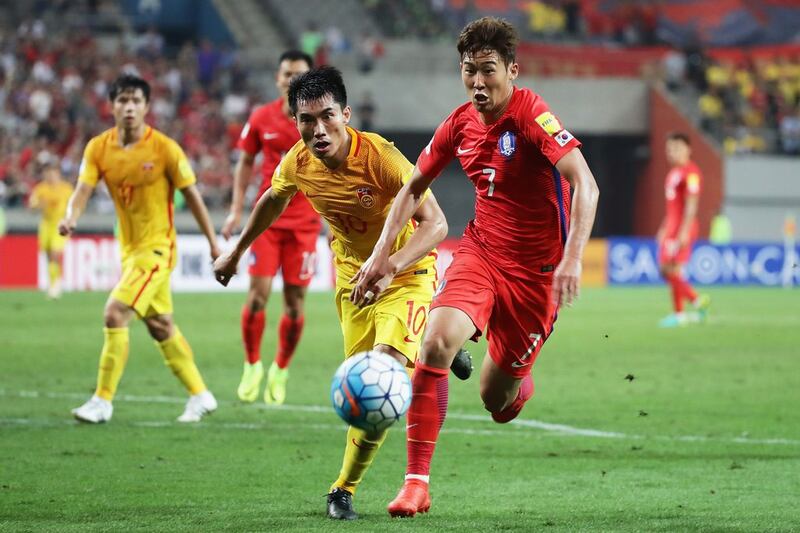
[[30, 180, 73, 226], [271, 127, 436, 287], [78, 126, 196, 264]]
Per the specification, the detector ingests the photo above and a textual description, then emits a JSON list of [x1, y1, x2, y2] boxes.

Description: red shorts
[[248, 226, 319, 286], [431, 241, 558, 379], [658, 236, 694, 265]]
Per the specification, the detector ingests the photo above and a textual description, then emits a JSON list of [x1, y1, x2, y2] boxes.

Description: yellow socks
[[157, 326, 207, 395], [95, 327, 129, 401], [330, 425, 388, 495], [47, 261, 61, 287]]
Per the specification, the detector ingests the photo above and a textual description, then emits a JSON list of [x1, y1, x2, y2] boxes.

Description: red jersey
[[417, 87, 581, 280], [238, 99, 320, 231], [663, 161, 701, 237]]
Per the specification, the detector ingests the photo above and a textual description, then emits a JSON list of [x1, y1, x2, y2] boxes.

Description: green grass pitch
[[1, 287, 799, 531]]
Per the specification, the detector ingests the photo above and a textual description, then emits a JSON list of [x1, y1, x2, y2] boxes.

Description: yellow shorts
[[38, 224, 67, 252], [336, 272, 436, 367], [110, 248, 173, 318]]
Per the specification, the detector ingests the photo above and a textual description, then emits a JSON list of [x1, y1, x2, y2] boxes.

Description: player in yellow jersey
[[213, 67, 471, 520], [58, 74, 221, 424], [29, 161, 73, 299]]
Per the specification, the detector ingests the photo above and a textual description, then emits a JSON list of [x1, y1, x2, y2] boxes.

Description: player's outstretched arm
[[222, 151, 256, 239], [181, 184, 221, 260], [351, 167, 437, 306], [58, 181, 94, 236], [553, 148, 600, 307], [213, 187, 291, 286]]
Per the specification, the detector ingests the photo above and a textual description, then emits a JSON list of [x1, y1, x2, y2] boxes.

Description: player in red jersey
[[351, 17, 599, 516], [221, 50, 321, 404], [656, 132, 710, 328]]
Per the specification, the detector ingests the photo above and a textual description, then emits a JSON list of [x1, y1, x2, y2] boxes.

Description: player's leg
[[479, 354, 533, 423], [71, 297, 135, 423], [388, 247, 494, 517], [238, 228, 279, 401], [326, 286, 379, 520], [144, 312, 217, 423], [482, 279, 555, 423], [387, 306, 476, 517], [659, 261, 690, 327], [265, 229, 316, 404], [237, 275, 272, 402], [46, 249, 64, 299]]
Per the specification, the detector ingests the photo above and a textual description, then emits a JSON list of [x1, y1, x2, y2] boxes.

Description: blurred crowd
[[0, 17, 253, 210], [698, 57, 800, 155], [663, 48, 800, 155]]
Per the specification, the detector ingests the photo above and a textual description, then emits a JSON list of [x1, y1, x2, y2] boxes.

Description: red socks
[[406, 362, 450, 477], [665, 272, 697, 313], [275, 315, 305, 369], [241, 307, 265, 364], [490, 374, 534, 423]]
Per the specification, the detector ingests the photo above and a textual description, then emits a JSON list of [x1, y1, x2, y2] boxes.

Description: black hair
[[667, 131, 691, 146], [108, 74, 151, 103], [278, 49, 314, 69], [288, 66, 347, 116], [458, 17, 519, 67]]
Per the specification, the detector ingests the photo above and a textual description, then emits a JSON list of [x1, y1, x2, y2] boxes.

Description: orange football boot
[[387, 479, 431, 517]]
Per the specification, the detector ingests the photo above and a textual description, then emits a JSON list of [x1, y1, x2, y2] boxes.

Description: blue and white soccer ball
[[330, 350, 412, 433]]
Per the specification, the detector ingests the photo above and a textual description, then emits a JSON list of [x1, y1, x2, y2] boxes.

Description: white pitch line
[[2, 388, 799, 446]]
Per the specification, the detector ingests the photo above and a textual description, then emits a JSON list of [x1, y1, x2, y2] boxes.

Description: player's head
[[457, 17, 519, 117], [276, 50, 313, 100], [108, 74, 150, 131], [666, 132, 691, 166], [42, 161, 61, 183], [288, 66, 352, 163]]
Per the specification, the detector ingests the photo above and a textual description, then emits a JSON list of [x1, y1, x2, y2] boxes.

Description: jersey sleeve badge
[[535, 111, 562, 136], [555, 130, 574, 147]]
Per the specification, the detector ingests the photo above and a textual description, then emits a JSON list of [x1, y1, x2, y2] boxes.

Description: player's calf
[[489, 374, 534, 424]]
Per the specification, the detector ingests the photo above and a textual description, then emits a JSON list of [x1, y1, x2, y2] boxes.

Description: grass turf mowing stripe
[[3, 388, 799, 447]]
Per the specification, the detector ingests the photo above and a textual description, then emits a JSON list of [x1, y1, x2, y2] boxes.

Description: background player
[[59, 74, 220, 424], [656, 132, 710, 327], [29, 161, 73, 299], [213, 66, 470, 520], [221, 50, 321, 405], [352, 17, 600, 516]]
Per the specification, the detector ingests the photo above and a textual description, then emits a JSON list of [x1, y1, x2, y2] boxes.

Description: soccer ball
[[330, 350, 412, 433]]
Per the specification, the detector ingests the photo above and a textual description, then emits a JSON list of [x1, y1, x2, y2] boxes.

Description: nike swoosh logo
[[510, 361, 531, 368], [457, 146, 473, 155], [263, 132, 279, 140], [403, 335, 414, 343]]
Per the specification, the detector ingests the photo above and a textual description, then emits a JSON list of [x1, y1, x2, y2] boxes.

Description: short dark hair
[[108, 74, 151, 103], [457, 17, 519, 67], [288, 66, 347, 116], [278, 49, 313, 69], [667, 131, 691, 146]]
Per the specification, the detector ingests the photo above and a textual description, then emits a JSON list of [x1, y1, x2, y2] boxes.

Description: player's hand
[[209, 242, 223, 262], [58, 218, 75, 236], [676, 231, 689, 248], [213, 250, 239, 287], [221, 211, 241, 240], [350, 251, 396, 308], [552, 254, 582, 308]]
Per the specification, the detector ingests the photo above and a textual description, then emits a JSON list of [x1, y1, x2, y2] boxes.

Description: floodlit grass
[[1, 287, 799, 531]]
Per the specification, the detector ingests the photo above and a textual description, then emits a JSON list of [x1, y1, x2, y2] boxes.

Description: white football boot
[[71, 395, 113, 423], [177, 390, 218, 422]]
